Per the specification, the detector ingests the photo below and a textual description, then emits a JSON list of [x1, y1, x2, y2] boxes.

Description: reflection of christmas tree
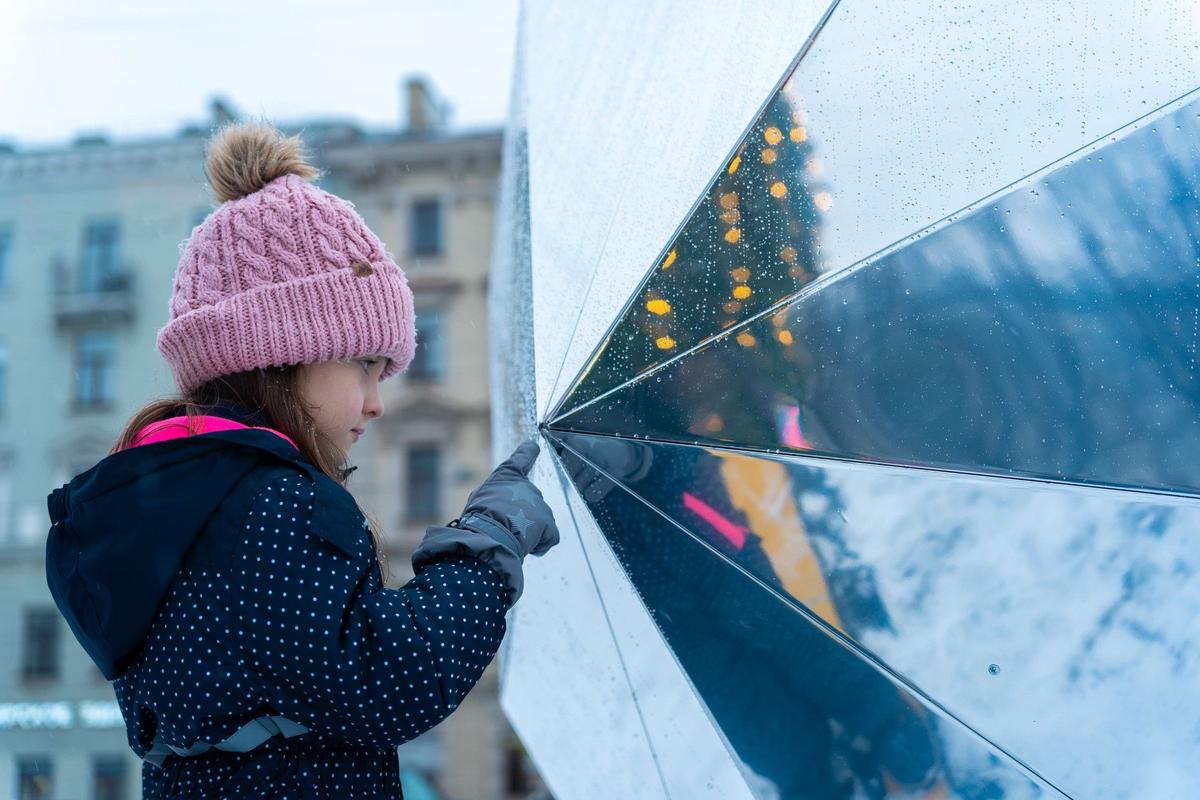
[[568, 81, 830, 408]]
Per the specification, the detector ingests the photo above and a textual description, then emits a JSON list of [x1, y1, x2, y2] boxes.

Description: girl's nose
[[364, 393, 384, 420]]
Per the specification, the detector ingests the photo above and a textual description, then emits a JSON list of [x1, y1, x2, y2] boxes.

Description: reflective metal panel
[[550, 432, 1059, 799], [554, 94, 1200, 495], [493, 30, 668, 796], [523, 1, 830, 417], [488, 32, 537, 464], [550, 430, 1200, 798], [494, 24, 756, 796], [555, 0, 1200, 416], [548, 459, 758, 799], [500, 452, 758, 799], [507, 1, 1200, 796], [498, 456, 665, 799]]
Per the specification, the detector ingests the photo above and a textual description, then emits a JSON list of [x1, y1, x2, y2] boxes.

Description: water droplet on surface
[[988, 663, 1001, 676]]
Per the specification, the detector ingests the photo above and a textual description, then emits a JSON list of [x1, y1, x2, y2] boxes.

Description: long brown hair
[[111, 364, 390, 581]]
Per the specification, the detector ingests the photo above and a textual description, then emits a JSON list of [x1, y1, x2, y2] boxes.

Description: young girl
[[44, 122, 559, 798]]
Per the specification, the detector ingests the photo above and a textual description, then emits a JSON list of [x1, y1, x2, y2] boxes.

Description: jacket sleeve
[[230, 472, 510, 749]]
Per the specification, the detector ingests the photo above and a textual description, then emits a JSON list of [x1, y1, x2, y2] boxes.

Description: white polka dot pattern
[[115, 470, 509, 797]]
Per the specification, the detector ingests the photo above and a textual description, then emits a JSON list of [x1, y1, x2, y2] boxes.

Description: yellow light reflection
[[770, 181, 787, 198], [656, 336, 676, 350], [777, 330, 794, 345], [730, 267, 750, 282], [704, 414, 725, 433], [764, 126, 783, 145], [805, 157, 824, 177], [660, 248, 677, 269], [645, 298, 671, 316], [727, 155, 741, 174], [724, 228, 742, 244], [792, 109, 808, 125], [719, 192, 739, 209], [780, 246, 798, 263], [732, 285, 752, 300], [790, 126, 807, 143], [736, 331, 757, 347], [813, 192, 834, 212], [719, 208, 741, 225], [761, 147, 777, 165], [722, 301, 742, 314]]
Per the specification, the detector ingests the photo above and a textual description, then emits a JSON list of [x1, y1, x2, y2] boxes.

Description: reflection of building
[[0, 81, 543, 799], [493, 4, 1200, 799]]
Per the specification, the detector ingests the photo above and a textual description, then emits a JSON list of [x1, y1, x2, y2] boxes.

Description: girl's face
[[296, 356, 389, 455]]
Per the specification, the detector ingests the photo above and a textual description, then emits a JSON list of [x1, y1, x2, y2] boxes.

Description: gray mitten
[[412, 439, 560, 605]]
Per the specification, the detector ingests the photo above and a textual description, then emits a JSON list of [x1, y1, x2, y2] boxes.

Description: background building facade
[[0, 82, 544, 800]]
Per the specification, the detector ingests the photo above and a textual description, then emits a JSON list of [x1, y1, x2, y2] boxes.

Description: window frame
[[404, 443, 443, 524], [80, 220, 122, 293], [16, 754, 53, 800], [20, 608, 61, 681], [72, 330, 117, 411], [410, 198, 443, 258], [407, 306, 446, 382], [91, 754, 129, 800], [0, 226, 11, 289]]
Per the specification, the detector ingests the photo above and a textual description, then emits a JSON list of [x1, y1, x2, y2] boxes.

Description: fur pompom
[[204, 122, 319, 203]]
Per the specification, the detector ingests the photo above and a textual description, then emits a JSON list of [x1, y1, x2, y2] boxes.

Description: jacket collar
[[203, 400, 274, 429]]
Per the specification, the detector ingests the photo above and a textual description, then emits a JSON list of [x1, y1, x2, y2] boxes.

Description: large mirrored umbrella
[[489, 2, 1200, 797]]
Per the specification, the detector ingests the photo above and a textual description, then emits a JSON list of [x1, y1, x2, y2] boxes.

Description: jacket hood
[[45, 402, 312, 680]]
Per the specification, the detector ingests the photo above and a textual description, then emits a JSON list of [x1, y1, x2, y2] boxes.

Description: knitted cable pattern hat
[[156, 122, 417, 395]]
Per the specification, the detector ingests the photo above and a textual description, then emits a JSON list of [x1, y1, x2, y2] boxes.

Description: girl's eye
[[360, 359, 375, 373]]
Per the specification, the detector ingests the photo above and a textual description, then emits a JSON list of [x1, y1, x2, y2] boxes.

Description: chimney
[[404, 75, 447, 134], [210, 97, 240, 128]]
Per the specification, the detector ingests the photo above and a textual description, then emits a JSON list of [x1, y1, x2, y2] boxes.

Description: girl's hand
[[456, 439, 560, 558], [412, 438, 560, 605]]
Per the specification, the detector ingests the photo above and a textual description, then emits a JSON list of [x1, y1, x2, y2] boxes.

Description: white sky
[[0, 0, 520, 147]]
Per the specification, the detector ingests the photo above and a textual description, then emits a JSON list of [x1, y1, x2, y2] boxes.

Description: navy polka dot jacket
[[45, 402, 510, 798]]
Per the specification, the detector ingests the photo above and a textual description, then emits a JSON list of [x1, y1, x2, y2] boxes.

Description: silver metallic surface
[[492, 1, 1200, 797]]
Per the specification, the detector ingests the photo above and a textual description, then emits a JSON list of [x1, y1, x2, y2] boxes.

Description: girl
[[44, 122, 559, 798]]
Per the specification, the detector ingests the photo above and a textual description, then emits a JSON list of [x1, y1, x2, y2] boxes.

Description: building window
[[411, 199, 442, 257], [406, 445, 442, 523], [0, 227, 10, 288], [80, 221, 121, 292], [22, 609, 60, 680], [92, 755, 129, 800], [0, 342, 7, 411], [0, 459, 9, 544], [73, 331, 116, 410], [408, 308, 444, 381], [16, 756, 52, 800]]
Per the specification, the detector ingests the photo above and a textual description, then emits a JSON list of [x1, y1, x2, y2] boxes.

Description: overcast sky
[[0, 0, 520, 147]]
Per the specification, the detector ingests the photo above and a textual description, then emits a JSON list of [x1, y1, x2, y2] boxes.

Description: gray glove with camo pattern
[[412, 439, 560, 605]]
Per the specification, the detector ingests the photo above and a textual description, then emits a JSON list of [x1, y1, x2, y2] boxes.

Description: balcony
[[52, 268, 137, 330]]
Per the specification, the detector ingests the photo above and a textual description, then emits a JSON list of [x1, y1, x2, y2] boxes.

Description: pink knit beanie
[[156, 122, 416, 395]]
